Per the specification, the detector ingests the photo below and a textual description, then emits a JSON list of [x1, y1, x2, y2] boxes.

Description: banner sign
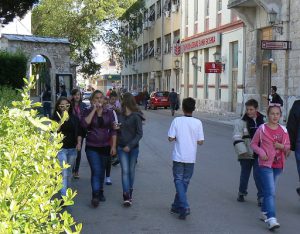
[[181, 33, 221, 53], [205, 62, 222, 73], [261, 40, 292, 50]]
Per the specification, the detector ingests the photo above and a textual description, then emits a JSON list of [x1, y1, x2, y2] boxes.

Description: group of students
[[233, 98, 295, 231], [51, 88, 143, 207]]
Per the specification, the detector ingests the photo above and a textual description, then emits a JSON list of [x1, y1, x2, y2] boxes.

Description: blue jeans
[[172, 161, 194, 211], [57, 148, 77, 196], [239, 158, 263, 200], [86, 148, 109, 193], [118, 146, 139, 193], [260, 167, 282, 219]]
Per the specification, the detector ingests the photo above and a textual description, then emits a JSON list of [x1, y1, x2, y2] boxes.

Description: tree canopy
[[32, 0, 137, 77], [0, 0, 38, 24]]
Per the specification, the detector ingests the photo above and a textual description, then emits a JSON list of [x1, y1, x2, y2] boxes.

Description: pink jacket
[[250, 124, 290, 168]]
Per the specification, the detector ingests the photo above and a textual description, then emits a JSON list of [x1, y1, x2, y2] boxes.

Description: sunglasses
[[269, 103, 281, 107], [59, 104, 70, 108]]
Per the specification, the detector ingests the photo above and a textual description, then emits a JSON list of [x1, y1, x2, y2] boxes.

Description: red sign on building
[[205, 62, 222, 73]]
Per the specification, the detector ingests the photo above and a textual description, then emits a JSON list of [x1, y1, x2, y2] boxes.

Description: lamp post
[[213, 51, 221, 100], [268, 8, 283, 35], [174, 59, 180, 92], [191, 56, 201, 99]]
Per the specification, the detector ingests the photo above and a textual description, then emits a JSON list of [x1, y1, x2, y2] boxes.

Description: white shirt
[[168, 116, 204, 163]]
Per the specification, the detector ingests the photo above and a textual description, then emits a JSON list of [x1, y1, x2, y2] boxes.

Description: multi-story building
[[180, 0, 245, 113], [228, 0, 299, 119], [121, 0, 182, 93]]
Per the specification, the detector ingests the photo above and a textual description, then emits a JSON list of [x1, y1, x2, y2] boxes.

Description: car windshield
[[156, 92, 169, 97]]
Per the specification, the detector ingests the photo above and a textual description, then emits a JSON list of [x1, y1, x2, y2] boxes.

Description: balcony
[[227, 0, 282, 29]]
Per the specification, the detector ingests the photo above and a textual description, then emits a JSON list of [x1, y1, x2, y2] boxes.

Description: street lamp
[[191, 55, 201, 99], [213, 51, 221, 62], [174, 59, 180, 92], [268, 8, 283, 35]]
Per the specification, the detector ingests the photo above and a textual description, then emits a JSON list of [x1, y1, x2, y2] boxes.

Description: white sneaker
[[259, 212, 267, 222], [265, 217, 280, 230], [105, 177, 112, 185]]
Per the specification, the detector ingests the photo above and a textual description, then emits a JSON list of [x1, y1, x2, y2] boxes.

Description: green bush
[[0, 78, 82, 233], [0, 86, 22, 109], [0, 50, 27, 88]]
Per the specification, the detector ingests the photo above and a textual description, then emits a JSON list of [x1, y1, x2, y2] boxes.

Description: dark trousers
[[239, 158, 263, 199], [105, 156, 112, 177], [73, 138, 84, 173]]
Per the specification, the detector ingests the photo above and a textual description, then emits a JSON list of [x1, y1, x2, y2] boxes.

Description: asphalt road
[[69, 109, 300, 234]]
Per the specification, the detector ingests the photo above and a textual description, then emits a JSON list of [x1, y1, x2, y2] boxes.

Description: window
[[217, 13, 222, 27], [194, 0, 198, 21], [231, 10, 238, 22], [144, 9, 148, 23], [143, 43, 149, 60], [138, 46, 143, 61], [205, 0, 210, 16], [173, 30, 180, 44], [149, 4, 155, 22], [149, 41, 155, 57], [205, 18, 209, 31], [232, 42, 239, 68], [164, 34, 171, 54], [156, 37, 161, 55], [157, 0, 161, 18], [217, 0, 222, 12], [133, 49, 137, 63]]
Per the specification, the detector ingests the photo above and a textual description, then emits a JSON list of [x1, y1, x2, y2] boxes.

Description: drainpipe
[[241, 25, 247, 117], [284, 0, 290, 121], [161, 0, 164, 89]]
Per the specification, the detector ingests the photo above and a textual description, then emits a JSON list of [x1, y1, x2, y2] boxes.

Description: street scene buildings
[[120, 0, 300, 118]]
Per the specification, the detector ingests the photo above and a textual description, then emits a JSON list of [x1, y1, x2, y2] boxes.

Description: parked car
[[131, 91, 143, 105], [82, 91, 92, 100], [149, 91, 170, 110]]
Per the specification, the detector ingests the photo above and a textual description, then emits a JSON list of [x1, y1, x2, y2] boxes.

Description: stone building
[[0, 34, 74, 103], [228, 0, 299, 119]]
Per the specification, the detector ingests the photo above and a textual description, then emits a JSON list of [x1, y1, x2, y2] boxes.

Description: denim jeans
[[172, 161, 194, 211], [86, 148, 109, 193], [57, 148, 77, 196], [73, 138, 84, 174], [295, 128, 300, 181], [238, 158, 263, 200], [260, 167, 282, 218], [118, 146, 139, 193]]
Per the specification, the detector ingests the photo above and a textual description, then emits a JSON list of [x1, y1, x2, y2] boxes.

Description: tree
[[0, 0, 39, 24], [32, 0, 137, 77]]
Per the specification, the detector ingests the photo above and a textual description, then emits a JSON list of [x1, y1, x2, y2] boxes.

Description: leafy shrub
[[0, 50, 27, 88], [0, 86, 22, 109], [0, 78, 82, 233]]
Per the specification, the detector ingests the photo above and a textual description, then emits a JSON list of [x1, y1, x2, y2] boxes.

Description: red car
[[149, 91, 170, 110]]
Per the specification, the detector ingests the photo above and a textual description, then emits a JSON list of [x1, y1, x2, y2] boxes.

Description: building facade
[[228, 0, 300, 119], [121, 0, 182, 94], [180, 0, 245, 113]]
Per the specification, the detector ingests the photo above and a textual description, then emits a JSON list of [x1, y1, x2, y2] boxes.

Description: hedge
[[0, 50, 27, 88]]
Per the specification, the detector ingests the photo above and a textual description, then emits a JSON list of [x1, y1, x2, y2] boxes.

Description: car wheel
[[153, 106, 157, 110], [164, 107, 168, 109]]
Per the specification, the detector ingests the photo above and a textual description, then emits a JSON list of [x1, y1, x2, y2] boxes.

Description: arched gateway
[[0, 34, 76, 105]]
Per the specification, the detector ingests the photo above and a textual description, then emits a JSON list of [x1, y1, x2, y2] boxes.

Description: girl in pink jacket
[[251, 104, 290, 231]]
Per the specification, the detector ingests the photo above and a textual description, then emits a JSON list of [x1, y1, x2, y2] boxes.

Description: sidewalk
[[160, 108, 241, 126]]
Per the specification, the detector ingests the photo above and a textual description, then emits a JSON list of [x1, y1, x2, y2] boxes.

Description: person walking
[[52, 97, 82, 198], [116, 92, 143, 207], [169, 88, 178, 116], [142, 87, 150, 110], [286, 99, 300, 196], [168, 97, 204, 220], [268, 86, 283, 106], [41, 84, 52, 117], [81, 90, 117, 208], [233, 99, 264, 205], [70, 88, 88, 179], [251, 104, 290, 231]]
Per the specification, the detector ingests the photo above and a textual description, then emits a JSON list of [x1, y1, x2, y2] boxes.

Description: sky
[[93, 41, 110, 64]]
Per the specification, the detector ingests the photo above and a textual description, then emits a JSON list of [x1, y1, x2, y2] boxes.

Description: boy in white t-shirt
[[168, 97, 204, 220]]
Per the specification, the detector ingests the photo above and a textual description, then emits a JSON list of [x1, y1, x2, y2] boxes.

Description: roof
[[2, 34, 70, 44]]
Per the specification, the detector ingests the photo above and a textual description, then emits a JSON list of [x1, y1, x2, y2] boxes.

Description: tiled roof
[[2, 34, 70, 44]]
